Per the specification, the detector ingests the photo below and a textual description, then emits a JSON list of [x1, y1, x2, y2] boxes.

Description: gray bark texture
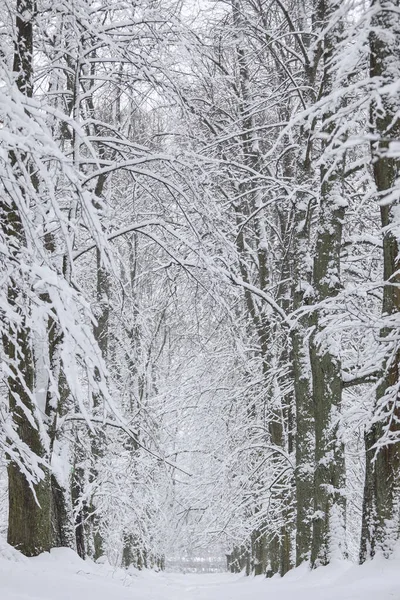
[[310, 0, 347, 568], [2, 0, 52, 557], [360, 0, 400, 562]]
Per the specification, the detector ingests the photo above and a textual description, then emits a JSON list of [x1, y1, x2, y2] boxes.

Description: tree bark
[[3, 0, 52, 557], [360, 0, 400, 562], [310, 0, 347, 568]]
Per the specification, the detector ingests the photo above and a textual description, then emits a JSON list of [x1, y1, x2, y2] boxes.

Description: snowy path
[[1, 545, 399, 600]]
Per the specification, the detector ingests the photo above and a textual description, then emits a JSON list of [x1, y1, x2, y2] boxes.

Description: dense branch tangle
[[1, 0, 400, 577]]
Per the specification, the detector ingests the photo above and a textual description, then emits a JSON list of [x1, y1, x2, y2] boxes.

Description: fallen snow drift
[[0, 541, 399, 600]]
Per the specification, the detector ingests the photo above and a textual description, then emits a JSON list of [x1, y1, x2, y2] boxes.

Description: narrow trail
[[0, 546, 399, 600]]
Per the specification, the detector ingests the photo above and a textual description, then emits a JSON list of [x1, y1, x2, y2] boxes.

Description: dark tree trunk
[[292, 4, 317, 566], [2, 0, 52, 557], [310, 0, 347, 568], [72, 457, 88, 559], [88, 211, 110, 560], [360, 0, 400, 562]]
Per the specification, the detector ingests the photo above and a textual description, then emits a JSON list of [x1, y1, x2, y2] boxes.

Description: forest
[[0, 0, 399, 579]]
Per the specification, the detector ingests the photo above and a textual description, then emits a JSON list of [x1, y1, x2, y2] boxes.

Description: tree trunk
[[72, 457, 88, 559], [88, 218, 110, 560], [360, 0, 400, 562], [310, 0, 347, 568], [3, 0, 52, 557], [49, 370, 76, 550], [291, 2, 317, 566], [309, 173, 347, 567], [292, 227, 314, 565]]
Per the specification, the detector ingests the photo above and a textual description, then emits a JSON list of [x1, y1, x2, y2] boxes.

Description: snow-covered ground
[[1, 542, 399, 600]]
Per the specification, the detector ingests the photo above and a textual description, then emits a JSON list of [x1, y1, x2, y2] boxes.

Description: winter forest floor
[[1, 543, 400, 600]]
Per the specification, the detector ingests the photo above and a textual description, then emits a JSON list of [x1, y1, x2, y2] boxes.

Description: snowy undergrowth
[[0, 539, 399, 600]]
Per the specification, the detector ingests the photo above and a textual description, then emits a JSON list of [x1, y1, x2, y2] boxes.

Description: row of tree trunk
[[221, 0, 400, 575], [1, 0, 400, 576]]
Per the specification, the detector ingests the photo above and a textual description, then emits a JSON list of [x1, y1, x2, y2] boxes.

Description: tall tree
[[360, 0, 400, 562], [2, 0, 52, 557], [309, 0, 348, 568]]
